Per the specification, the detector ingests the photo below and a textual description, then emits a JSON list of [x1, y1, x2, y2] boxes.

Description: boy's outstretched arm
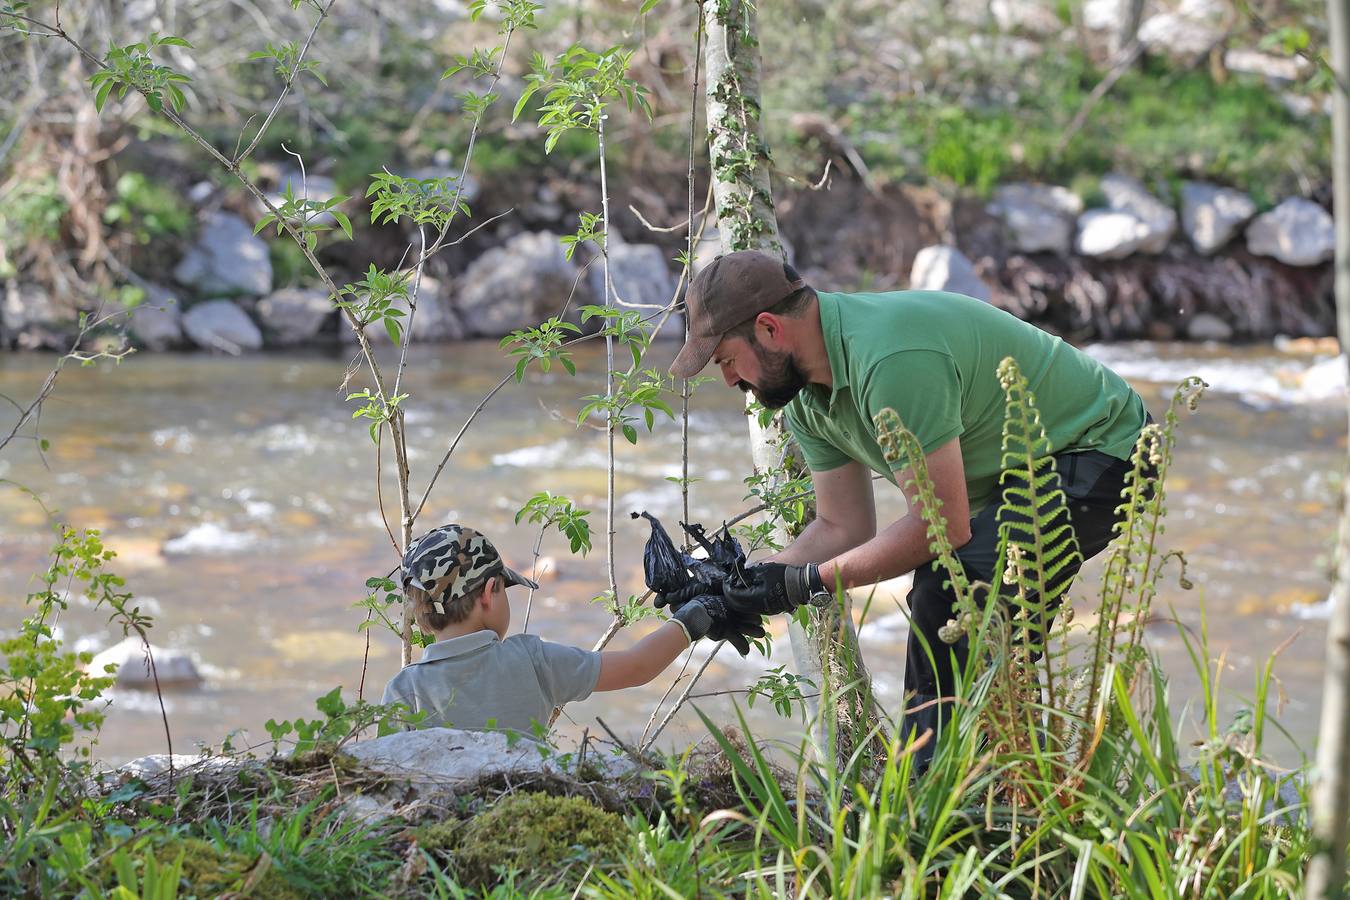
[[594, 621, 691, 691]]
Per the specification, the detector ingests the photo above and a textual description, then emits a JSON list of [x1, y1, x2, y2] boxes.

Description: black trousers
[[900, 447, 1142, 770]]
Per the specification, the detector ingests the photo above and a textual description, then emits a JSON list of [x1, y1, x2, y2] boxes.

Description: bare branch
[[234, 0, 337, 165]]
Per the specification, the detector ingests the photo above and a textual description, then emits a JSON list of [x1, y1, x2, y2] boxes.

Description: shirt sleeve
[[526, 637, 603, 706], [381, 676, 417, 729], [861, 350, 964, 467], [784, 403, 853, 473]]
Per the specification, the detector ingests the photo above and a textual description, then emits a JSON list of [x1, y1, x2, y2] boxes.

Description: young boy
[[381, 524, 730, 734]]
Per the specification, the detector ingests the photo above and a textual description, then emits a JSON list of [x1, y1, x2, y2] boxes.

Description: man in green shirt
[[665, 250, 1148, 767]]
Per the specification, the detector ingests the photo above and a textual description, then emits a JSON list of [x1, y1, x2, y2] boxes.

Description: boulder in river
[[910, 245, 992, 302], [172, 211, 273, 297], [257, 287, 334, 345], [342, 272, 463, 344], [1246, 197, 1335, 267], [2, 280, 67, 350], [1186, 312, 1234, 342], [455, 231, 592, 337], [182, 299, 264, 354], [586, 234, 678, 310], [89, 636, 203, 690], [128, 283, 186, 351], [1180, 182, 1257, 256]]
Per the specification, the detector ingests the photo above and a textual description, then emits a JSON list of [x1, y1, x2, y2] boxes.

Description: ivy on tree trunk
[[701, 0, 885, 769]]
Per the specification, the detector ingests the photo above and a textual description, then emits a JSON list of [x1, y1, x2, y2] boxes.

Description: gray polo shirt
[[381, 630, 602, 734]]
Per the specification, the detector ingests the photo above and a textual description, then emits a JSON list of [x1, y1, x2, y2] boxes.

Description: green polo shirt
[[782, 290, 1146, 513]]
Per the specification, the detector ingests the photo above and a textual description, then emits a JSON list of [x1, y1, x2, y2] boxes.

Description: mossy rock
[[420, 792, 628, 885]]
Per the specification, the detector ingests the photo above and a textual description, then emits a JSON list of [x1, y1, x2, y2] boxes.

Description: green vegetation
[[847, 53, 1328, 201]]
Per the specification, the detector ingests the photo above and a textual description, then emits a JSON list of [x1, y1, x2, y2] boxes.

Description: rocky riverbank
[[0, 165, 1334, 354]]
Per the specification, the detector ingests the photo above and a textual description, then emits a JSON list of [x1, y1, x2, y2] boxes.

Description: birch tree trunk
[[702, 0, 883, 768], [1307, 3, 1350, 895]]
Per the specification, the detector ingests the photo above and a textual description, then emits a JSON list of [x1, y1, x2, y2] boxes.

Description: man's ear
[[755, 312, 786, 346]]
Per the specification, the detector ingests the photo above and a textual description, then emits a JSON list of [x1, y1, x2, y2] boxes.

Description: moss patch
[[422, 792, 628, 885]]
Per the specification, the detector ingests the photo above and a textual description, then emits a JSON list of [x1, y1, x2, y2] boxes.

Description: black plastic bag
[[632, 511, 688, 594]]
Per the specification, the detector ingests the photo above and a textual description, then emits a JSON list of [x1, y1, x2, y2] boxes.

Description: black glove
[[724, 562, 828, 616], [670, 593, 730, 642], [706, 611, 767, 656], [653, 580, 714, 611]]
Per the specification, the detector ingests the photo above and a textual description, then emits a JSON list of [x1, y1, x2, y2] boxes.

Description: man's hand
[[724, 562, 828, 615]]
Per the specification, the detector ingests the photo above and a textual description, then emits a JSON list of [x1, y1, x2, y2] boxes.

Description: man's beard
[[737, 342, 808, 409]]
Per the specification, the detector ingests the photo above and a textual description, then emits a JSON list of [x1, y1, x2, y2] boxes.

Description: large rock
[[118, 754, 242, 781], [910, 245, 992, 302], [182, 299, 263, 354], [1223, 49, 1307, 85], [173, 211, 273, 297], [89, 636, 203, 689], [1180, 182, 1256, 255], [1246, 198, 1335, 267], [1099, 174, 1176, 252], [257, 287, 334, 345], [342, 273, 463, 344], [1075, 174, 1176, 258], [1075, 210, 1155, 259], [128, 283, 185, 351], [988, 183, 1082, 254], [455, 232, 591, 336], [1186, 311, 1234, 341], [587, 237, 678, 310], [2, 280, 66, 350], [343, 728, 563, 785], [339, 727, 635, 822], [1137, 0, 1226, 62], [991, 0, 1064, 34], [1082, 0, 1123, 32]]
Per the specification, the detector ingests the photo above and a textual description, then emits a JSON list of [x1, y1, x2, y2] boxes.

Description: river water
[[0, 340, 1344, 766]]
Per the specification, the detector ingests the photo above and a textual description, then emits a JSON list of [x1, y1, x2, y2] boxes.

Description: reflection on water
[[0, 342, 1342, 765]]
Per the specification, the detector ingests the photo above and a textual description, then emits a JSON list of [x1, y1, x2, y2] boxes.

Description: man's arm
[[815, 436, 972, 590], [767, 460, 877, 566], [593, 621, 690, 691]]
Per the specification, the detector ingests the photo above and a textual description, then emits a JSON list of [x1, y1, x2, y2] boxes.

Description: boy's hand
[[670, 594, 730, 643], [654, 581, 714, 610], [706, 612, 766, 656]]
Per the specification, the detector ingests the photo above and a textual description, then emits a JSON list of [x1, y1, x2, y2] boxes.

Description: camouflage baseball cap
[[401, 525, 539, 611]]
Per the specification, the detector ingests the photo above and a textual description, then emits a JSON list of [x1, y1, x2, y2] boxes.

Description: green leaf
[[331, 209, 353, 241], [622, 423, 637, 444], [383, 316, 402, 345], [94, 80, 115, 113]]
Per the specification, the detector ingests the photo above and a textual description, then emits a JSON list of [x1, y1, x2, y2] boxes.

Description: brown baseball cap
[[670, 250, 806, 379]]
